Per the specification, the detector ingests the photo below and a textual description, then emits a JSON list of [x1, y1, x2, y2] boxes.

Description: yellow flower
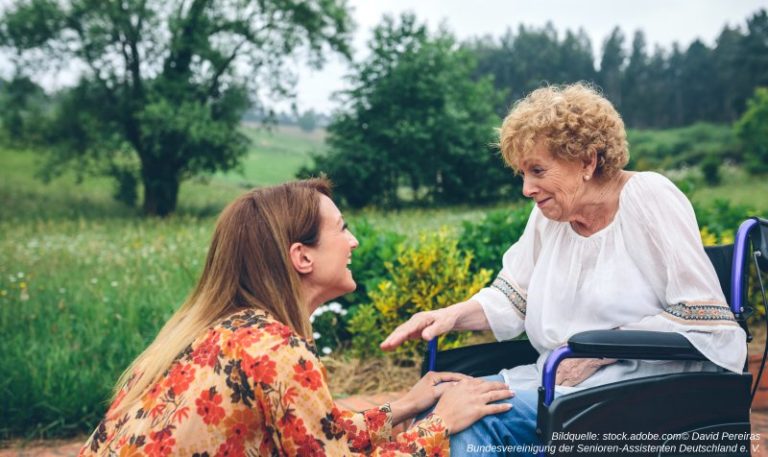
[[19, 281, 27, 289], [700, 227, 718, 246]]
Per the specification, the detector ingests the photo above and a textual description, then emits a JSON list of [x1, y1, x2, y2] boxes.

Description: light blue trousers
[[448, 375, 542, 457]]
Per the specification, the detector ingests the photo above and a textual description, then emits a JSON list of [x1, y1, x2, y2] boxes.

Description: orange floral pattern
[[79, 309, 449, 456]]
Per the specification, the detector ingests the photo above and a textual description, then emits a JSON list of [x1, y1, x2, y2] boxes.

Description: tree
[[736, 87, 768, 174], [303, 13, 509, 208], [599, 27, 626, 109], [0, 74, 48, 142], [0, 0, 352, 215]]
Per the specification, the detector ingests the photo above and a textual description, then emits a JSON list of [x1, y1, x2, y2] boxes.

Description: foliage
[[466, 24, 596, 118], [349, 229, 492, 359], [342, 219, 406, 307], [736, 87, 768, 174], [0, 75, 48, 143], [693, 198, 753, 241], [458, 203, 533, 273], [0, 0, 352, 216], [303, 13, 509, 208], [626, 123, 738, 171], [468, 9, 768, 128], [309, 301, 348, 355]]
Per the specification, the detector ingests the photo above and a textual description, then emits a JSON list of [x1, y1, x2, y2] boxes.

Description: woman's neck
[[569, 171, 631, 236]]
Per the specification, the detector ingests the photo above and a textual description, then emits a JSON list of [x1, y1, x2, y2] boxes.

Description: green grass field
[[1, 123, 766, 440]]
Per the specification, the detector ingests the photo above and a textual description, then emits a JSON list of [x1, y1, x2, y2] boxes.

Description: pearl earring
[[584, 174, 591, 181]]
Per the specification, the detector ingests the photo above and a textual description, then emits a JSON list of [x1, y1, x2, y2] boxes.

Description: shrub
[[342, 219, 406, 307], [349, 229, 492, 359], [693, 198, 752, 240], [736, 87, 768, 174], [310, 301, 349, 355], [458, 203, 532, 273]]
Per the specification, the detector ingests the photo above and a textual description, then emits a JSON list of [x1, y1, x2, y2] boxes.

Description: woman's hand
[[556, 358, 618, 387], [380, 308, 457, 351], [432, 378, 515, 435], [389, 371, 473, 425]]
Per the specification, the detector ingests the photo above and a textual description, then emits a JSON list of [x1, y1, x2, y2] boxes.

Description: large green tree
[[0, 0, 352, 215], [304, 13, 509, 208]]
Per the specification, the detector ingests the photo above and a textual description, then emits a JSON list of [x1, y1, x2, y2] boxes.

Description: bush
[[693, 198, 752, 240], [736, 87, 768, 174], [349, 229, 491, 359], [458, 203, 532, 273]]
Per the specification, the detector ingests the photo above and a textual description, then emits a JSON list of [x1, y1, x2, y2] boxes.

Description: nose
[[522, 175, 537, 198], [348, 231, 359, 250]]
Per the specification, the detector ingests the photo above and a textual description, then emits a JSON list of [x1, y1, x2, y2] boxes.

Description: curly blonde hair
[[499, 82, 629, 177]]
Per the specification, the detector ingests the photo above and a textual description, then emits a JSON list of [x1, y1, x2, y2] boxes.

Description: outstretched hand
[[380, 309, 456, 351], [433, 377, 515, 435]]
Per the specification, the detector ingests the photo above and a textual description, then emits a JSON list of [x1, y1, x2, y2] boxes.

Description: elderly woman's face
[[519, 141, 588, 222]]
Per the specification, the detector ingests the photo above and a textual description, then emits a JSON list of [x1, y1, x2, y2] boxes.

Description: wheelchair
[[422, 217, 768, 456]]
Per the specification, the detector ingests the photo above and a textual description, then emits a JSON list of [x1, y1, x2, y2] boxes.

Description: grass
[[687, 165, 768, 214], [1, 123, 765, 440]]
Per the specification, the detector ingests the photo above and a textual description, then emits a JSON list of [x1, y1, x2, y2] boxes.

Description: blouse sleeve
[[620, 172, 746, 373], [470, 205, 542, 341], [249, 332, 449, 456]]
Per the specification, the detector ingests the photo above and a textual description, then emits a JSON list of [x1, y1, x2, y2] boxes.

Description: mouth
[[536, 197, 551, 207]]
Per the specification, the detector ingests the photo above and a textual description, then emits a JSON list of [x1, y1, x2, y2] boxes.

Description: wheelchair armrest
[[568, 330, 706, 360], [539, 330, 707, 407]]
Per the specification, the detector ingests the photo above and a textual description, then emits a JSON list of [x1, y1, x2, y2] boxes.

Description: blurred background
[[1, 0, 767, 443]]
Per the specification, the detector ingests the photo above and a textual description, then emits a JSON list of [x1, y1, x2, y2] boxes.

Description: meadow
[[1, 124, 766, 440]]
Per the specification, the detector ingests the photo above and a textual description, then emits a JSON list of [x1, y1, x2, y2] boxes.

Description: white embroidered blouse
[[471, 171, 747, 393]]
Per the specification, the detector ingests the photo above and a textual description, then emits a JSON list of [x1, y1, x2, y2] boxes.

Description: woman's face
[[305, 195, 359, 305], [519, 141, 589, 222]]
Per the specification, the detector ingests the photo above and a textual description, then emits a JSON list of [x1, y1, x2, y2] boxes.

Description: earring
[[583, 174, 591, 181]]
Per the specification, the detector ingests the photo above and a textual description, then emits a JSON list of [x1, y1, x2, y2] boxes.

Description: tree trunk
[[141, 166, 181, 217]]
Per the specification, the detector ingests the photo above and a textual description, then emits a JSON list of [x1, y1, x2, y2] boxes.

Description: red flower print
[[166, 363, 195, 396], [222, 408, 257, 443], [279, 414, 308, 444], [192, 331, 220, 367], [214, 437, 245, 457], [231, 327, 261, 348], [296, 436, 326, 456], [292, 358, 322, 391], [195, 388, 225, 425], [349, 429, 371, 452], [143, 429, 176, 457], [364, 408, 387, 431], [240, 353, 276, 385], [264, 321, 293, 338]]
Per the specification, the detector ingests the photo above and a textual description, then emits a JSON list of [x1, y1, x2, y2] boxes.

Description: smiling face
[[519, 141, 591, 222], [302, 195, 359, 308]]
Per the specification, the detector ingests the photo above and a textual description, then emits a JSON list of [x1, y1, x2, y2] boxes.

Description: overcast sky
[[2, 0, 765, 114], [291, 0, 767, 113]]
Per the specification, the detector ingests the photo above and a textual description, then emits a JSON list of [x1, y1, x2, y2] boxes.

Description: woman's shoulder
[[621, 171, 688, 204], [209, 308, 318, 360]]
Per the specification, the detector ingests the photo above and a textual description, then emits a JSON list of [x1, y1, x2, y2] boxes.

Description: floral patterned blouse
[[79, 309, 449, 456]]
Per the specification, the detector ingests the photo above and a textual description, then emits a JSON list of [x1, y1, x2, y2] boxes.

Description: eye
[[342, 222, 349, 231]]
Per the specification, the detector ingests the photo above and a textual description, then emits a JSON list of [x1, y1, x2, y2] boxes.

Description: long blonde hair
[[111, 179, 331, 411]]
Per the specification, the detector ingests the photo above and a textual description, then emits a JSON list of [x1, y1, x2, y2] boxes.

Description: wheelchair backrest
[[704, 244, 735, 307]]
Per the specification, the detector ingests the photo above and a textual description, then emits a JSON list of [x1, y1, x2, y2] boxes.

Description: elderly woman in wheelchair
[[381, 83, 761, 456]]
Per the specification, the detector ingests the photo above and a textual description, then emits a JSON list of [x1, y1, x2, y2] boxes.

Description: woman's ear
[[582, 150, 598, 176], [289, 242, 314, 275]]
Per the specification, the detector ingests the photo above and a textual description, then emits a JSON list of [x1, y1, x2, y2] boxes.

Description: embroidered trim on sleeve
[[491, 276, 527, 317], [663, 302, 736, 322]]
